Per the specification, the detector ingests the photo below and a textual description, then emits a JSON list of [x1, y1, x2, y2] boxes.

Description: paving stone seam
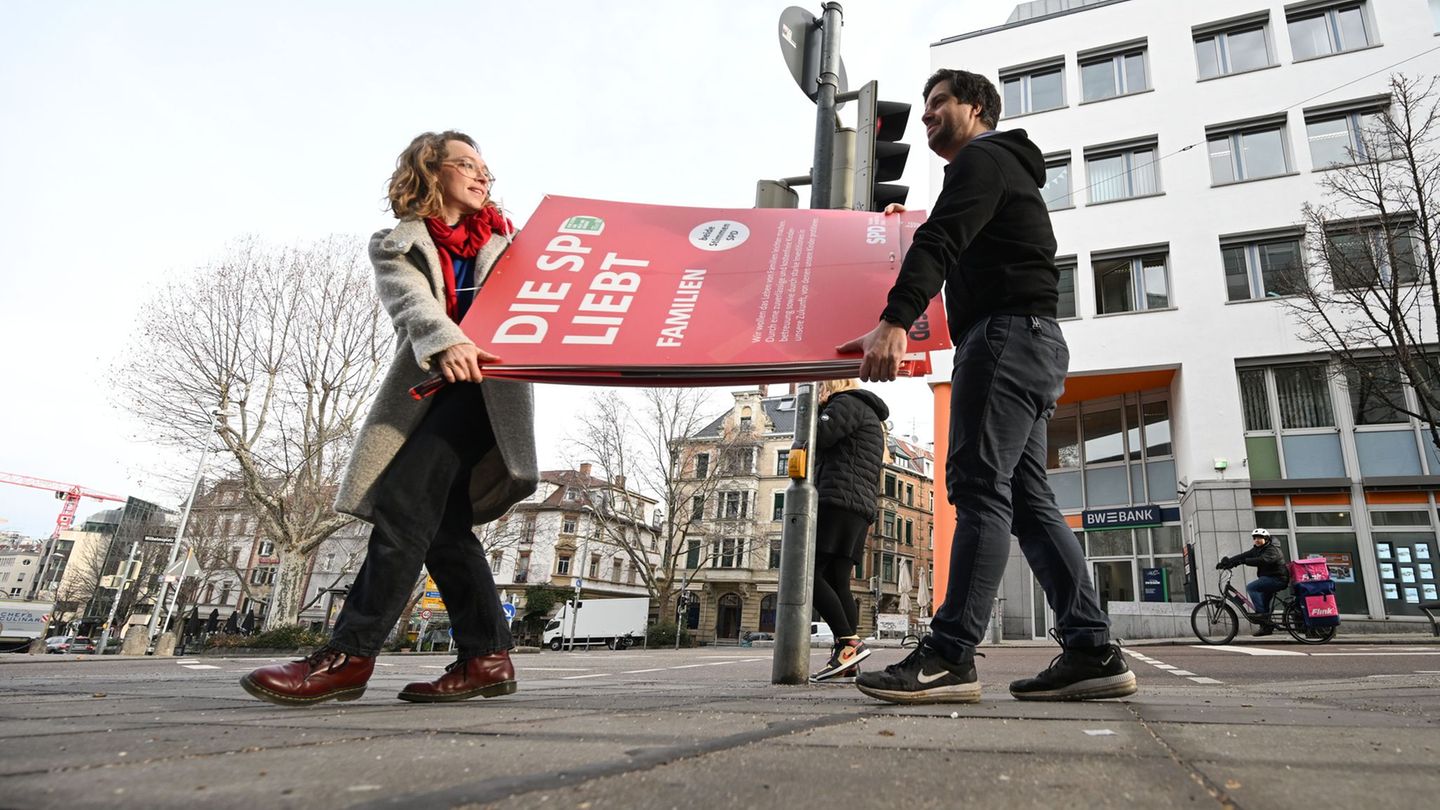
[[345, 711, 872, 809], [1126, 702, 1245, 810]]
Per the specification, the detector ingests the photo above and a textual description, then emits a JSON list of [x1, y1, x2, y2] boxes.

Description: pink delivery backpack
[[1289, 557, 1340, 627]]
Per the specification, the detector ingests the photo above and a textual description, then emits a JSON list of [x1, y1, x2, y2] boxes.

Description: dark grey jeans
[[330, 383, 513, 658], [928, 314, 1110, 660]]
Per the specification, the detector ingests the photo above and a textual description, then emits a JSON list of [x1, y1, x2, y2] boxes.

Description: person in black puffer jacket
[[809, 379, 889, 682], [1218, 528, 1290, 635]]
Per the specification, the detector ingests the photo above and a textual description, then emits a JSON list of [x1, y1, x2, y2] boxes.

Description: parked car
[[810, 622, 833, 646], [45, 635, 96, 654]]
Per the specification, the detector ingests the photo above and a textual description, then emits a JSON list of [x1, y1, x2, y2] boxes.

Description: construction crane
[[0, 472, 127, 538]]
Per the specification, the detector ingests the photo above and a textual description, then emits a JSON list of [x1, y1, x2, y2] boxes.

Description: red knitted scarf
[[425, 206, 512, 322]]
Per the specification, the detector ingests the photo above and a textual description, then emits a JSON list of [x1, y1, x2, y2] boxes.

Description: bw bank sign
[[1082, 504, 1162, 531]]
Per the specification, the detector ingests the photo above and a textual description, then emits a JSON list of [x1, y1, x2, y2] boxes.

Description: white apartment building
[[931, 0, 1440, 635], [490, 465, 661, 616]]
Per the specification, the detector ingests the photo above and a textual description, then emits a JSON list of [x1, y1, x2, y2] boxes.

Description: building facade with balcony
[[488, 465, 661, 619], [932, 0, 1440, 636], [673, 388, 935, 643]]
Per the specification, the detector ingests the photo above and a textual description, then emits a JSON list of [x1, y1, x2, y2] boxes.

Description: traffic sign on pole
[[419, 609, 432, 621]]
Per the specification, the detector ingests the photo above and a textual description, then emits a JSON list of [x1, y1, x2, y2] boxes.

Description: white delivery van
[[543, 597, 649, 651], [0, 600, 54, 652]]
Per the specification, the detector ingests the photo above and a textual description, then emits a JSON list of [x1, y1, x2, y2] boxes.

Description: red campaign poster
[[459, 195, 948, 378]]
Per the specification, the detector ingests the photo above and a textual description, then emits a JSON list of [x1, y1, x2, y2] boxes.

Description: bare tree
[[113, 236, 390, 629], [569, 388, 743, 618], [1284, 74, 1440, 451]]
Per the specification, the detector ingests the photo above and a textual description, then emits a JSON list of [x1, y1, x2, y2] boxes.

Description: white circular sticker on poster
[[689, 220, 750, 252]]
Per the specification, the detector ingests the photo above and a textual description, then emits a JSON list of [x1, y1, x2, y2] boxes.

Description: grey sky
[[0, 0, 1019, 536]]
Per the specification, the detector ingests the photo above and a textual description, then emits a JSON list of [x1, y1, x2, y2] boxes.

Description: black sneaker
[[854, 639, 980, 704], [1009, 635, 1137, 702], [812, 639, 872, 682], [1253, 624, 1275, 637]]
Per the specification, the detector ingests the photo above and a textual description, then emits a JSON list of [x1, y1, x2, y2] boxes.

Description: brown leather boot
[[240, 647, 374, 706], [397, 651, 518, 703]]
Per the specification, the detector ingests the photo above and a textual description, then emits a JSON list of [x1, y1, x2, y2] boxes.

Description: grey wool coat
[[335, 218, 539, 524]]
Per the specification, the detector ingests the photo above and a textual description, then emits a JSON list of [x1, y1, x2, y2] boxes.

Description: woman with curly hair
[[241, 131, 538, 706]]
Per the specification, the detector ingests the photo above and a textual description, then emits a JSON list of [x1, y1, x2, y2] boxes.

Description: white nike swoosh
[[916, 668, 952, 684]]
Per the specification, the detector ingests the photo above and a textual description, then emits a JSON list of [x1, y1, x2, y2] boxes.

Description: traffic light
[[853, 80, 911, 212]]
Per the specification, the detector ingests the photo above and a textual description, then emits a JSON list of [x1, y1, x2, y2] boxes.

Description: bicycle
[[1191, 569, 1336, 645]]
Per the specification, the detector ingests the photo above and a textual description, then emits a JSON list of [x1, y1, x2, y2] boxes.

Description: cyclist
[[1217, 528, 1289, 636]]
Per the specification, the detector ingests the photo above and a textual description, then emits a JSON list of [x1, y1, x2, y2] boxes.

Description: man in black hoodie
[[843, 68, 1135, 704]]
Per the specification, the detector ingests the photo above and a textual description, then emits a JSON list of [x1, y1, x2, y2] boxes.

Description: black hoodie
[[880, 129, 1059, 341], [815, 389, 890, 521]]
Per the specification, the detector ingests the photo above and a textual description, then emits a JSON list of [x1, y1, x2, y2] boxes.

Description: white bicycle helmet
[[1251, 528, 1271, 539]]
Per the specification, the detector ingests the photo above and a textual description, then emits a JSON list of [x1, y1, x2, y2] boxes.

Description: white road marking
[[560, 673, 609, 680], [1191, 645, 1307, 656], [1188, 677, 1224, 684], [1153, 664, 1177, 670], [182, 664, 221, 670], [514, 667, 592, 672], [176, 659, 200, 665], [622, 668, 666, 674], [1308, 651, 1440, 657], [668, 663, 711, 669], [1170, 670, 1196, 676]]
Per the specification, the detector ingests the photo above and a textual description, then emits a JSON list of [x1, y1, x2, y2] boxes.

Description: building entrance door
[[1092, 560, 1136, 613], [715, 593, 742, 642]]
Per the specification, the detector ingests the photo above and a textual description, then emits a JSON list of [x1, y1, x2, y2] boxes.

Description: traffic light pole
[[773, 0, 843, 686]]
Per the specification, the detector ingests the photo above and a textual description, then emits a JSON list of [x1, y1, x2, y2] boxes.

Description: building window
[[563, 486, 580, 501], [712, 538, 744, 569], [1346, 361, 1408, 426], [905, 484, 914, 505], [557, 555, 572, 575], [1079, 43, 1148, 102], [1207, 118, 1291, 184], [1325, 220, 1421, 289], [257, 540, 274, 558], [1000, 60, 1065, 116], [1193, 17, 1273, 79], [1085, 141, 1160, 203], [1238, 364, 1347, 480], [490, 551, 504, 572], [611, 558, 623, 582], [516, 553, 530, 583], [685, 539, 701, 569], [690, 495, 705, 522], [768, 536, 782, 569], [1288, 3, 1374, 61], [1305, 104, 1394, 168], [905, 519, 914, 546], [1221, 234, 1305, 301], [720, 447, 756, 475], [1093, 251, 1170, 314], [694, 453, 710, 479], [775, 449, 790, 476], [1057, 258, 1078, 318], [588, 555, 601, 579], [884, 474, 897, 498], [1042, 156, 1073, 210], [772, 491, 785, 521], [882, 510, 896, 539], [720, 491, 749, 519], [562, 516, 578, 534]]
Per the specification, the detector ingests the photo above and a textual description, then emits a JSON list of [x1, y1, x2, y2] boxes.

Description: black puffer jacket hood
[[1231, 537, 1289, 581], [814, 389, 889, 521]]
